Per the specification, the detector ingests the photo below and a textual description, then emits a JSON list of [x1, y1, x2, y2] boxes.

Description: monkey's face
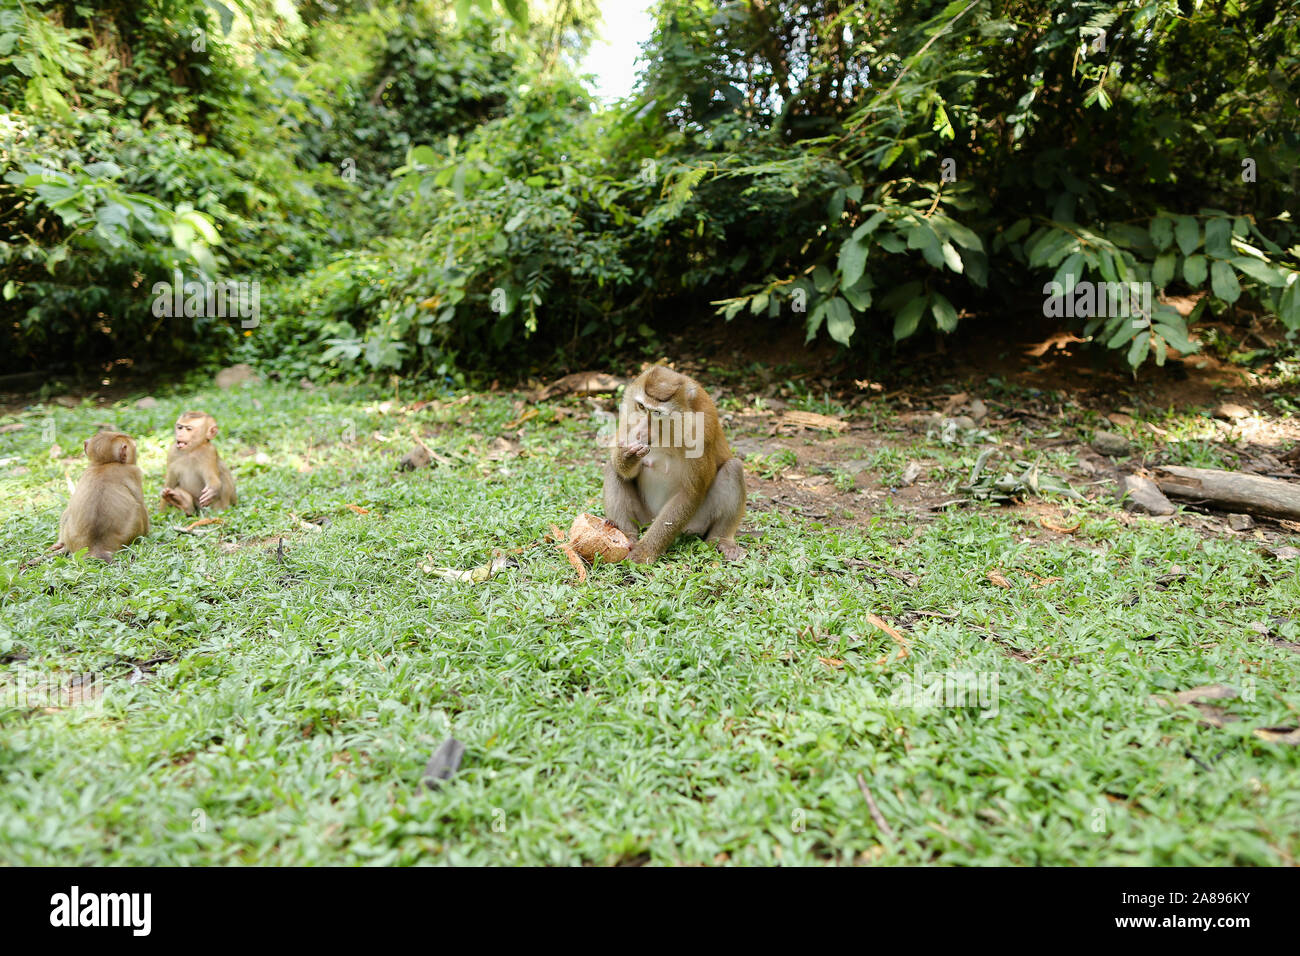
[[173, 418, 209, 450], [624, 389, 666, 447]]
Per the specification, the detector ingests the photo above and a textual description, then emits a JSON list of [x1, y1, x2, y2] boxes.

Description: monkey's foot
[[715, 539, 746, 562]]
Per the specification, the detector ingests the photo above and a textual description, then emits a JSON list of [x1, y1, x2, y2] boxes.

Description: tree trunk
[[1152, 466, 1300, 520]]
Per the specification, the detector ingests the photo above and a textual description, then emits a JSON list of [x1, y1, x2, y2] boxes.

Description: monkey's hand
[[612, 441, 650, 478], [626, 542, 656, 565], [199, 484, 217, 507]]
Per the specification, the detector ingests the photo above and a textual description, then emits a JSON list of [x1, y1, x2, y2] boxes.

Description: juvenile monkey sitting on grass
[[160, 411, 236, 516], [52, 431, 149, 561]]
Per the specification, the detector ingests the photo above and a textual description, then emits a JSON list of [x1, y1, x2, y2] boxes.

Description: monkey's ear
[[117, 440, 130, 463], [83, 439, 90, 456], [207, 423, 219, 439]]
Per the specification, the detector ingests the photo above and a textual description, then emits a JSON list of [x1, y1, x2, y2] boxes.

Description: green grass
[[1, 381, 1298, 865]]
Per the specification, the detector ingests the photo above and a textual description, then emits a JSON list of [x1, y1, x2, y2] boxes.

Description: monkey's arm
[[603, 463, 649, 540], [627, 489, 701, 564], [197, 451, 224, 507]]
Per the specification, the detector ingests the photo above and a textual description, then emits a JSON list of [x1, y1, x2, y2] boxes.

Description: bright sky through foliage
[[582, 0, 656, 102]]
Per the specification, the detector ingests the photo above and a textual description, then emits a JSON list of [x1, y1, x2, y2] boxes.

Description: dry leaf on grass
[[1253, 727, 1300, 745], [182, 517, 224, 531], [867, 613, 910, 662], [531, 371, 622, 402], [503, 408, 540, 430], [345, 504, 370, 515], [818, 657, 845, 669], [777, 410, 849, 433], [987, 569, 1012, 588], [1039, 518, 1080, 533]]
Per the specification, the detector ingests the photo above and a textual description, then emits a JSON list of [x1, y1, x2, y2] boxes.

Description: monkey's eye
[[635, 400, 646, 412]]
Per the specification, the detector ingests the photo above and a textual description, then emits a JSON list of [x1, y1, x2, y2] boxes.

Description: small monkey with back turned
[[603, 365, 746, 564], [52, 431, 150, 561], [161, 411, 236, 515]]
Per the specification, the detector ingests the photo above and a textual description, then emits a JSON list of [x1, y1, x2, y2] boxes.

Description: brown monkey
[[161, 411, 236, 515], [52, 432, 150, 561], [603, 365, 745, 564]]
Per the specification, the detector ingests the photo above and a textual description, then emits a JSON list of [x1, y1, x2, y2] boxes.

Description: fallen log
[[1152, 465, 1300, 520]]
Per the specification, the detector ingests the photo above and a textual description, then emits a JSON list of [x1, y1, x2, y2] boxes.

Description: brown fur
[[53, 432, 149, 561], [161, 411, 236, 516], [603, 366, 745, 563]]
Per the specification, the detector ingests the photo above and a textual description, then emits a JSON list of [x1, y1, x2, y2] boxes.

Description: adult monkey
[[603, 365, 746, 564]]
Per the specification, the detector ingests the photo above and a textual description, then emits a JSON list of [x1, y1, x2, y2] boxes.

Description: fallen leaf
[[777, 410, 849, 433], [941, 392, 969, 416], [1253, 727, 1300, 745], [987, 569, 1012, 588], [1172, 684, 1238, 706], [867, 613, 910, 660], [1039, 518, 1080, 533], [183, 517, 224, 531], [346, 504, 370, 515], [818, 657, 845, 669], [503, 408, 540, 430], [532, 371, 622, 402], [486, 435, 521, 461]]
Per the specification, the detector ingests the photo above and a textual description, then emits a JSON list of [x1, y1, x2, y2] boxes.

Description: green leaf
[[852, 211, 888, 241], [1152, 321, 1195, 354], [826, 297, 855, 345], [837, 238, 870, 287], [1204, 217, 1233, 257], [1209, 259, 1240, 304], [1127, 331, 1150, 368], [805, 301, 828, 342], [931, 292, 958, 332], [941, 242, 963, 273], [1003, 218, 1032, 243], [1278, 280, 1300, 331], [1174, 216, 1200, 257], [841, 282, 872, 312], [1149, 216, 1174, 252], [893, 295, 927, 340], [1230, 256, 1284, 287], [1151, 250, 1175, 289], [1183, 254, 1208, 285]]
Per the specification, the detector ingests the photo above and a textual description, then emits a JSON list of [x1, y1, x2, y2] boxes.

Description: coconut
[[567, 513, 632, 563]]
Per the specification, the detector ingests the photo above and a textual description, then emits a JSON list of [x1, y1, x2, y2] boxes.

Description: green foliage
[[2, 0, 1298, 376]]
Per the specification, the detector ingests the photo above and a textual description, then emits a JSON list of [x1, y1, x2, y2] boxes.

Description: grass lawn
[[2, 377, 1298, 865]]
